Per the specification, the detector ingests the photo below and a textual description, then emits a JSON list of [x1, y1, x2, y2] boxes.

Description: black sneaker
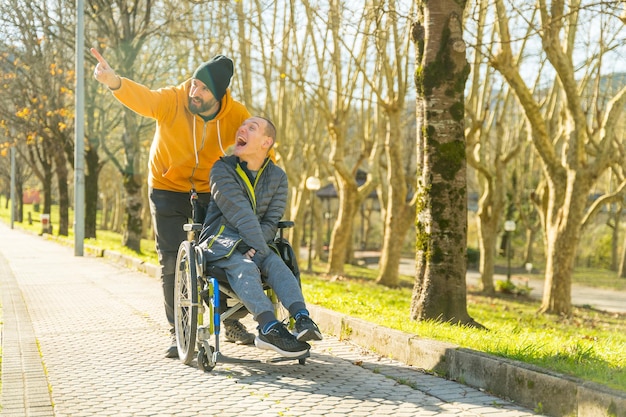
[[165, 334, 178, 359], [224, 319, 255, 345], [255, 322, 311, 357], [294, 314, 323, 342]]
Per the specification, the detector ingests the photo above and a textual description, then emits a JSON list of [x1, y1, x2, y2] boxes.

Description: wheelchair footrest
[[213, 350, 309, 365], [214, 351, 267, 365]]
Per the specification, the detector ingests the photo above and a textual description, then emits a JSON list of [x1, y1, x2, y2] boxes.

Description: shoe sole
[[254, 336, 309, 358], [295, 328, 323, 342]]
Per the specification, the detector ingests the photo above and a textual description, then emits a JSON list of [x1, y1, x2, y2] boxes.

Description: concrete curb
[[86, 245, 160, 279], [307, 304, 626, 417]]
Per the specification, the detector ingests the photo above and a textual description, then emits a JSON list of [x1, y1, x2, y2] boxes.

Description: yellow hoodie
[[113, 77, 250, 193]]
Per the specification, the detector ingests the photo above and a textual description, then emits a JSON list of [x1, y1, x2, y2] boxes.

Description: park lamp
[[306, 176, 321, 192]]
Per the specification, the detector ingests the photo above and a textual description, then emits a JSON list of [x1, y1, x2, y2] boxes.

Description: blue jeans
[[210, 250, 306, 327]]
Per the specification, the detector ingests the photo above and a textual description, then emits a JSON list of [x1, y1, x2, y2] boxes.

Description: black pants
[[149, 188, 211, 334]]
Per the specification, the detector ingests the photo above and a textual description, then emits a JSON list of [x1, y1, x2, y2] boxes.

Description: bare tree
[[86, 0, 191, 250], [233, 0, 331, 261], [0, 0, 76, 235], [368, 0, 417, 287], [299, 0, 381, 276], [490, 0, 626, 315]]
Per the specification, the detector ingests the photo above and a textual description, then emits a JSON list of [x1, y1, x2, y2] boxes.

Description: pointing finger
[[90, 48, 108, 67]]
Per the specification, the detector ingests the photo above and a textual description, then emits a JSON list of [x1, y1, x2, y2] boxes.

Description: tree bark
[[377, 111, 413, 287], [119, 108, 143, 252], [410, 0, 480, 327], [327, 174, 360, 274], [84, 145, 100, 239], [53, 145, 70, 236]]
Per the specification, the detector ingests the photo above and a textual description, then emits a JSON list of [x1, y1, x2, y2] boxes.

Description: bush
[[495, 279, 531, 296]]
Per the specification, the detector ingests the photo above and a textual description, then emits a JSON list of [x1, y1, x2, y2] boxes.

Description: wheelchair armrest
[[205, 264, 228, 282], [183, 223, 203, 232], [277, 221, 294, 229]]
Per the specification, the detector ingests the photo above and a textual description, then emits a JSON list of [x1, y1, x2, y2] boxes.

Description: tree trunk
[[119, 108, 143, 252], [410, 0, 480, 327], [539, 174, 590, 315], [84, 79, 103, 239], [122, 172, 143, 251], [42, 177, 52, 217], [619, 231, 626, 279], [53, 145, 70, 236], [523, 227, 536, 266], [377, 112, 413, 287], [377, 208, 413, 286], [15, 181, 24, 223], [327, 177, 359, 275], [113, 187, 122, 233], [84, 145, 100, 239], [610, 205, 622, 271], [477, 218, 496, 293]]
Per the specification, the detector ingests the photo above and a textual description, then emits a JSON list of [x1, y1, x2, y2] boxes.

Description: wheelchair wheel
[[197, 345, 216, 372], [174, 241, 198, 365]]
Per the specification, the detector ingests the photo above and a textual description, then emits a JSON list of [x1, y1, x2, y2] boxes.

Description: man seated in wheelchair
[[198, 116, 323, 358]]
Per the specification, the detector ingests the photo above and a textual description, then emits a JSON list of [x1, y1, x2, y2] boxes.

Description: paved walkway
[[0, 223, 540, 416]]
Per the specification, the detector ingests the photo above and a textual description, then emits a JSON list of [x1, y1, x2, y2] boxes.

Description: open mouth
[[236, 135, 247, 147]]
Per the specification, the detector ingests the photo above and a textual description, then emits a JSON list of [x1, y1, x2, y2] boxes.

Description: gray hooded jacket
[[198, 155, 287, 262]]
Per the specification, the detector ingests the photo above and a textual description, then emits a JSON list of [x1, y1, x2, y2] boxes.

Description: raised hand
[[91, 48, 121, 90]]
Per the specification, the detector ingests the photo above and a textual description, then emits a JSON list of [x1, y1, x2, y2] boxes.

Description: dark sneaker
[[224, 319, 255, 345], [165, 334, 178, 359], [255, 322, 311, 358], [294, 315, 323, 341]]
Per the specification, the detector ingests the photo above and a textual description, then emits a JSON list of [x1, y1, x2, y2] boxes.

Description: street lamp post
[[305, 176, 321, 272], [504, 220, 516, 282], [10, 145, 16, 229]]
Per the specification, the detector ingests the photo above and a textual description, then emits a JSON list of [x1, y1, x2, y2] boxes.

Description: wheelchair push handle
[[277, 221, 294, 239], [277, 221, 294, 229], [184, 189, 204, 240], [190, 189, 205, 224]]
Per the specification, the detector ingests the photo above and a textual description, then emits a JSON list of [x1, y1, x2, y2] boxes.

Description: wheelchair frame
[[173, 191, 308, 372]]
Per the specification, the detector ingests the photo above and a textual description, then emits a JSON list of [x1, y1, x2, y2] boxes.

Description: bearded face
[[188, 79, 219, 115], [188, 95, 218, 115]]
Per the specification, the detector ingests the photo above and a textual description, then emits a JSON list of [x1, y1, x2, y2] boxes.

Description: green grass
[[570, 268, 626, 291], [1, 199, 625, 392]]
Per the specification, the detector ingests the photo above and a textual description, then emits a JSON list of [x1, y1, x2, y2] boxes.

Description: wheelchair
[[173, 190, 308, 372]]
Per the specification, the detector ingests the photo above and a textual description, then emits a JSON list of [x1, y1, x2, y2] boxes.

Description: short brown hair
[[259, 116, 276, 146]]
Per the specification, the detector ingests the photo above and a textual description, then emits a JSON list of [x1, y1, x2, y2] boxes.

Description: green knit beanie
[[192, 55, 234, 101]]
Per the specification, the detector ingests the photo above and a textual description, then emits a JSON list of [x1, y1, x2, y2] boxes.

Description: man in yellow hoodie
[[92, 49, 255, 357]]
